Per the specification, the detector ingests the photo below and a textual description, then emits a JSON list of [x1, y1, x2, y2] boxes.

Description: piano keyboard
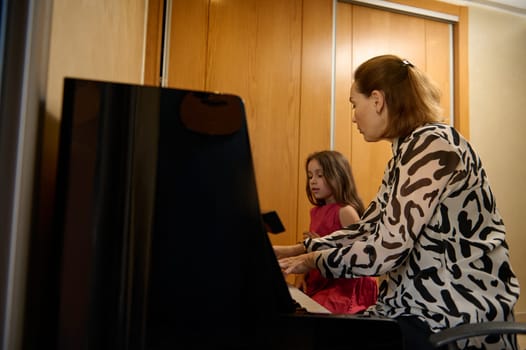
[[287, 285, 331, 314]]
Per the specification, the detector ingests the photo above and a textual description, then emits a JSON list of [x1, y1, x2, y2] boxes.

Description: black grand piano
[[29, 78, 403, 349]]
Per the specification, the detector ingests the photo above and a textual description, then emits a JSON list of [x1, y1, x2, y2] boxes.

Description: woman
[[275, 54, 520, 350]]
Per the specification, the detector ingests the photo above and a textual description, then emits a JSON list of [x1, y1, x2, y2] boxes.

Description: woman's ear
[[371, 90, 385, 113]]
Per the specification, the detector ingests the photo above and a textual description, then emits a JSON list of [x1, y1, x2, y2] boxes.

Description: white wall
[[467, 6, 526, 316]]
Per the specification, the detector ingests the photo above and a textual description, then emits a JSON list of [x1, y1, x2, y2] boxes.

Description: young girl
[[298, 150, 377, 314]]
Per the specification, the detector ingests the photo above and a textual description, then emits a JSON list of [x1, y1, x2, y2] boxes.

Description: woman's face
[[349, 83, 389, 142]]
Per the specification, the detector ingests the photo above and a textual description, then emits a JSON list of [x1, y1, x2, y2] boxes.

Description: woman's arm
[[305, 129, 462, 278]]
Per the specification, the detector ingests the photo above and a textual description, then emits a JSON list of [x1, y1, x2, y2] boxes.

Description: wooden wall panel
[[164, 0, 336, 247], [426, 20, 452, 124], [174, 0, 303, 246], [334, 2, 353, 165], [167, 0, 209, 89], [454, 6, 469, 139], [46, 0, 147, 119], [296, 0, 335, 242]]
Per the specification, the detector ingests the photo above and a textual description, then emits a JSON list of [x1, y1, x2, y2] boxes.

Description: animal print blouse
[[304, 123, 520, 349]]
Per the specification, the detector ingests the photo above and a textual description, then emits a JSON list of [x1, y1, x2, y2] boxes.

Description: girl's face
[[349, 83, 389, 142], [307, 159, 335, 204]]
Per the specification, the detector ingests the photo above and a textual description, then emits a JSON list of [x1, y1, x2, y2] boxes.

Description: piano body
[[273, 286, 403, 350], [31, 78, 403, 349]]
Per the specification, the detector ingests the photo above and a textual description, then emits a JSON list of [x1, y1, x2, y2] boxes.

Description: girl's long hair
[[305, 150, 365, 216]]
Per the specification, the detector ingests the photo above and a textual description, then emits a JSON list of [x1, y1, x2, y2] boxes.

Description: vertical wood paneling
[[426, 20, 452, 123], [201, 0, 303, 246], [334, 2, 353, 163], [46, 0, 147, 119], [167, 0, 209, 89], [454, 6, 469, 138], [296, 0, 335, 242], [205, 0, 256, 105]]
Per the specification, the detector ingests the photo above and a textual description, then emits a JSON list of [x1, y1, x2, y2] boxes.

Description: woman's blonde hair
[[305, 150, 365, 216], [353, 54, 444, 139]]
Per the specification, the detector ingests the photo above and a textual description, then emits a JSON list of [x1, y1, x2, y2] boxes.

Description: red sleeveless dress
[[305, 203, 378, 314]]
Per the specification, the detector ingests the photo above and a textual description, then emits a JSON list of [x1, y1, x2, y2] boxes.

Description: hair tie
[[402, 59, 414, 68]]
